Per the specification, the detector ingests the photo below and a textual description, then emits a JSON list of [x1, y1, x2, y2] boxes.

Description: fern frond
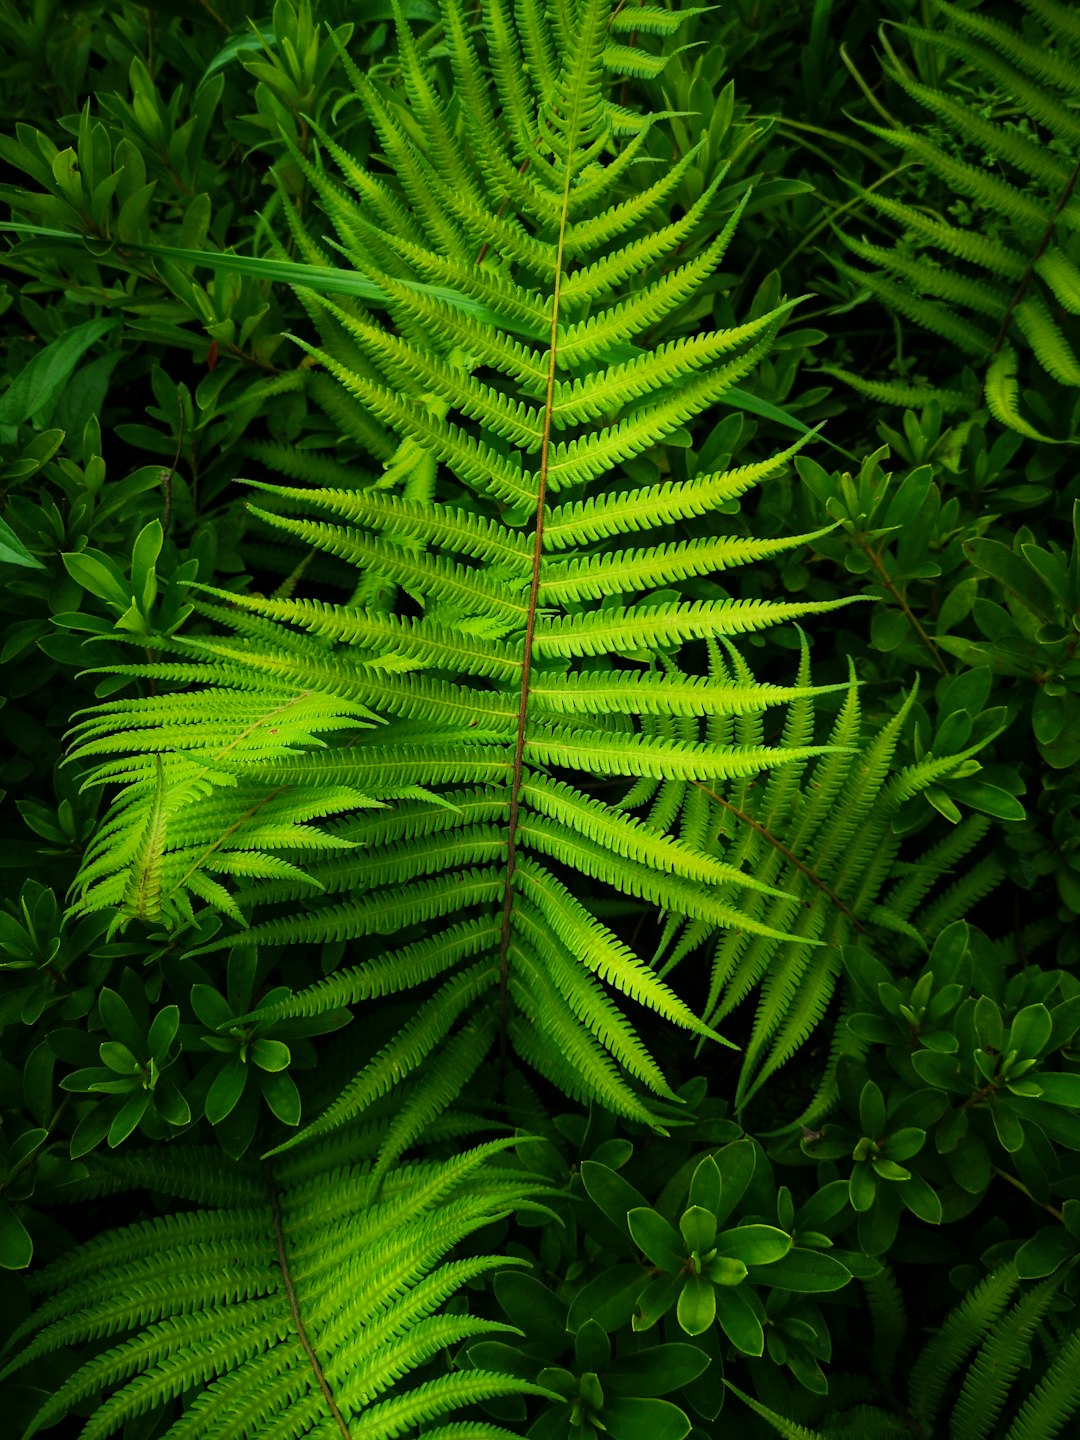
[[243, 482, 535, 569], [512, 858, 728, 1044], [531, 596, 863, 657], [1013, 295, 1080, 386], [65, 0, 967, 1151], [735, 939, 838, 1110], [833, 257, 993, 356], [863, 1264, 908, 1386], [907, 1264, 1020, 1430], [187, 591, 524, 681], [840, 234, 1012, 319], [560, 167, 726, 308], [816, 364, 971, 412], [541, 430, 819, 545], [931, 0, 1080, 98], [951, 1271, 1068, 1439], [556, 203, 748, 364], [7, 1137, 552, 1440], [507, 944, 664, 1123], [122, 756, 168, 923], [244, 506, 531, 621], [1035, 250, 1080, 314], [561, 137, 713, 247], [722, 1380, 828, 1437], [244, 919, 502, 1022], [240, 437, 378, 490], [518, 774, 787, 895], [264, 965, 497, 1156], [685, 669, 1003, 1117], [528, 669, 849, 719], [854, 118, 1051, 232], [537, 525, 835, 602]]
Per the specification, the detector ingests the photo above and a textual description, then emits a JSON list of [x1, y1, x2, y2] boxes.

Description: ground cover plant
[[1, 0, 1079, 1436]]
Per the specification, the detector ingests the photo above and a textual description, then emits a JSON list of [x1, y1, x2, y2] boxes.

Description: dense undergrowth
[[1, 0, 1079, 1436]]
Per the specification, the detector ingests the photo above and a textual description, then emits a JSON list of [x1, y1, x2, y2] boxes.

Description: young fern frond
[[66, 687, 382, 932], [122, 756, 168, 922]]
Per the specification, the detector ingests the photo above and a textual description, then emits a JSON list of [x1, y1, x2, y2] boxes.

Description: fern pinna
[[64, 0, 868, 1160]]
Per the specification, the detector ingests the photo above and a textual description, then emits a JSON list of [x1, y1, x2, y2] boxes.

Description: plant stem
[[858, 536, 949, 674], [991, 1163, 1065, 1223]]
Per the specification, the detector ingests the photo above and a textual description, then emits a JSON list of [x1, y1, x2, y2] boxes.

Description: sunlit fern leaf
[[3, 1133, 556, 1440], [835, 0, 1080, 435], [68, 0, 871, 1156], [65, 683, 387, 931], [121, 755, 167, 923]]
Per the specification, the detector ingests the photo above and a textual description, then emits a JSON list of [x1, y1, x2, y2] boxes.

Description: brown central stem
[[690, 779, 863, 928], [858, 538, 948, 675], [266, 1166, 352, 1439], [990, 1163, 1065, 1223], [496, 152, 574, 1041]]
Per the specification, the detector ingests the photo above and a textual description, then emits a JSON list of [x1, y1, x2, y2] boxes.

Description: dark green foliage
[[1, 1, 1080, 1438], [832, 0, 1080, 440]]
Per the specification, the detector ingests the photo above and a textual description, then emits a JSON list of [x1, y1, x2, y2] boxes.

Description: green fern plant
[[61, 0, 878, 1162], [0, 1125, 557, 1440], [672, 662, 1008, 1121], [833, 0, 1080, 440], [0, 4, 1063, 1437]]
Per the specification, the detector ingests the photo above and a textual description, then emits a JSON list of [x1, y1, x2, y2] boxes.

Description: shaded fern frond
[[838, 0, 1080, 434], [817, 363, 972, 413]]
